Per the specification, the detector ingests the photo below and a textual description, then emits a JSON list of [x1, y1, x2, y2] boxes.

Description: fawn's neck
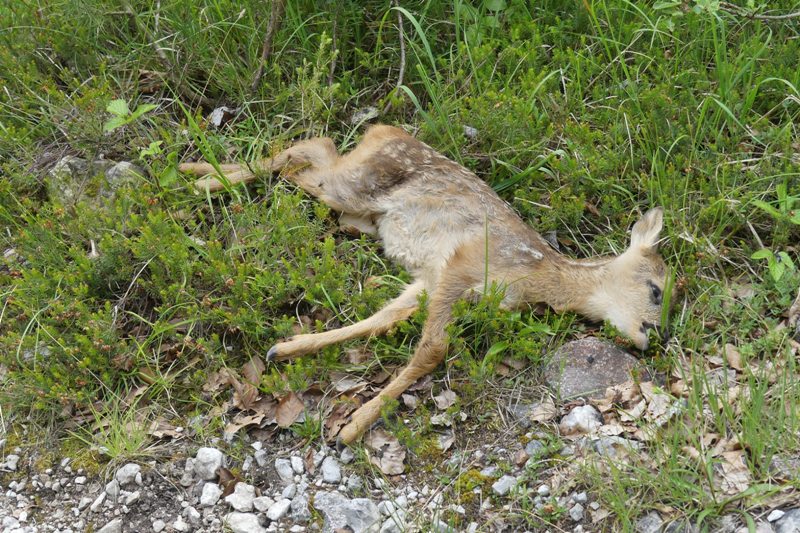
[[525, 254, 613, 320]]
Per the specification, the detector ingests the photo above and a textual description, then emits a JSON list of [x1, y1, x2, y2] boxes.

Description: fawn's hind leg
[[267, 281, 426, 361]]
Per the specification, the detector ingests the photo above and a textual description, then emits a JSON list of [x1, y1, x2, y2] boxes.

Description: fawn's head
[[592, 208, 670, 350]]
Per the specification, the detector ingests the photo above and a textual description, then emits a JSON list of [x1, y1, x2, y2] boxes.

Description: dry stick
[[121, 0, 214, 107], [251, 0, 286, 93], [719, 2, 800, 20], [382, 4, 406, 114], [328, 16, 338, 87]]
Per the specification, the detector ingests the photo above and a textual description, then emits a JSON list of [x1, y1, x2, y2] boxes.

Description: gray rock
[[186, 506, 202, 526], [225, 482, 256, 512], [463, 125, 479, 140], [104, 161, 144, 190], [152, 519, 166, 533], [282, 483, 297, 499], [275, 458, 294, 482], [104, 479, 120, 502], [78, 497, 93, 511], [321, 456, 342, 484], [777, 509, 800, 533], [346, 475, 364, 492], [574, 491, 588, 503], [559, 405, 603, 435], [254, 450, 268, 467], [351, 106, 380, 125], [340, 447, 355, 465], [536, 484, 550, 497], [194, 447, 225, 480], [97, 518, 123, 533], [115, 463, 141, 486], [636, 511, 663, 533], [224, 512, 266, 533], [291, 493, 311, 522], [593, 436, 643, 459], [570, 503, 585, 522], [771, 511, 788, 522], [123, 490, 140, 506], [200, 482, 223, 507], [491, 475, 517, 496], [770, 455, 800, 481], [266, 498, 292, 521], [290, 456, 305, 474], [525, 440, 546, 457], [313, 491, 381, 533], [545, 338, 650, 399]]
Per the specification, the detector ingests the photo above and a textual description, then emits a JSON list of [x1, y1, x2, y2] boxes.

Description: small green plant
[[751, 248, 796, 283], [752, 181, 800, 226], [103, 98, 158, 132]]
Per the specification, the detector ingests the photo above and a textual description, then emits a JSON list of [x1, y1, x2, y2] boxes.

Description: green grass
[[2, 0, 800, 529]]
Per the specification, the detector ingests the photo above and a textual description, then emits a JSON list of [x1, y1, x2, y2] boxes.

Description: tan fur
[[180, 125, 670, 444]]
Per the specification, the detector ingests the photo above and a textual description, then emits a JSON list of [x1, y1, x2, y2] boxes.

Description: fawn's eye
[[648, 281, 662, 304]]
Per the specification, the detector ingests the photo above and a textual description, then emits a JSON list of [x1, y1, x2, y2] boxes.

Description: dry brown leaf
[[330, 372, 368, 394], [407, 374, 433, 392], [234, 358, 266, 410], [619, 399, 647, 422], [437, 432, 455, 452], [365, 428, 406, 475], [433, 389, 458, 410], [276, 392, 305, 428], [203, 369, 235, 393], [724, 343, 744, 371], [147, 418, 183, 439], [324, 400, 358, 439], [224, 412, 265, 440], [716, 450, 751, 495], [529, 396, 558, 422], [304, 447, 316, 475], [218, 468, 239, 497], [501, 356, 526, 371]]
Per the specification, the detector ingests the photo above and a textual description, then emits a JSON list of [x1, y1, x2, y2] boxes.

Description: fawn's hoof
[[266, 345, 279, 361], [335, 437, 348, 451]]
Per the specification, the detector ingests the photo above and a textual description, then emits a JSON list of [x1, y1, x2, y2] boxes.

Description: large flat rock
[[545, 338, 650, 400]]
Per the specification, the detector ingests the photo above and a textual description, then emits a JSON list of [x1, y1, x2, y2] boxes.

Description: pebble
[[97, 518, 123, 533], [290, 456, 305, 474], [636, 511, 664, 533], [275, 458, 294, 481], [200, 482, 223, 507], [266, 498, 292, 521], [115, 463, 141, 486], [282, 483, 297, 499], [769, 510, 786, 522], [4, 454, 20, 471], [172, 515, 190, 532], [224, 512, 266, 533], [340, 448, 355, 464], [537, 484, 550, 496], [194, 448, 225, 480], [491, 475, 517, 496], [570, 503, 585, 522], [253, 496, 275, 512], [225, 482, 257, 512], [321, 456, 342, 484], [90, 492, 107, 512], [254, 450, 268, 467], [559, 405, 603, 435], [152, 519, 166, 533], [105, 479, 120, 502]]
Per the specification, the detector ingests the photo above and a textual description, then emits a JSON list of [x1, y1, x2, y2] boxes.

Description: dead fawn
[[180, 124, 669, 445]]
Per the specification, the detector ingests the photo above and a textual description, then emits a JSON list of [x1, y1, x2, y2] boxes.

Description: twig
[[251, 0, 286, 93], [382, 3, 406, 114], [719, 2, 800, 20], [121, 0, 214, 107]]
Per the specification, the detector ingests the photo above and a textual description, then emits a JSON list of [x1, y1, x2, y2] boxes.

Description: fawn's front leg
[[267, 281, 425, 361]]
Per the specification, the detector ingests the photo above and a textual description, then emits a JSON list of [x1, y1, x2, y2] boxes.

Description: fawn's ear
[[629, 207, 664, 251]]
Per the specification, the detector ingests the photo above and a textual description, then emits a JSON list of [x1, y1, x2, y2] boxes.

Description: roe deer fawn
[[180, 124, 670, 444]]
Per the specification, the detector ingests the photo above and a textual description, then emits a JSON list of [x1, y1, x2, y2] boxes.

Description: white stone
[[290, 456, 305, 474], [225, 483, 257, 512], [266, 499, 292, 521], [90, 492, 107, 512], [491, 475, 517, 496], [768, 510, 785, 522], [537, 484, 550, 496], [274, 458, 293, 481], [97, 518, 123, 533], [253, 496, 275, 512], [321, 456, 342, 484], [115, 464, 141, 486], [282, 483, 297, 499], [200, 482, 223, 507], [224, 512, 266, 533], [172, 516, 190, 532], [570, 503, 584, 522], [559, 405, 603, 435], [340, 448, 355, 465], [152, 519, 166, 532], [194, 448, 225, 480]]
